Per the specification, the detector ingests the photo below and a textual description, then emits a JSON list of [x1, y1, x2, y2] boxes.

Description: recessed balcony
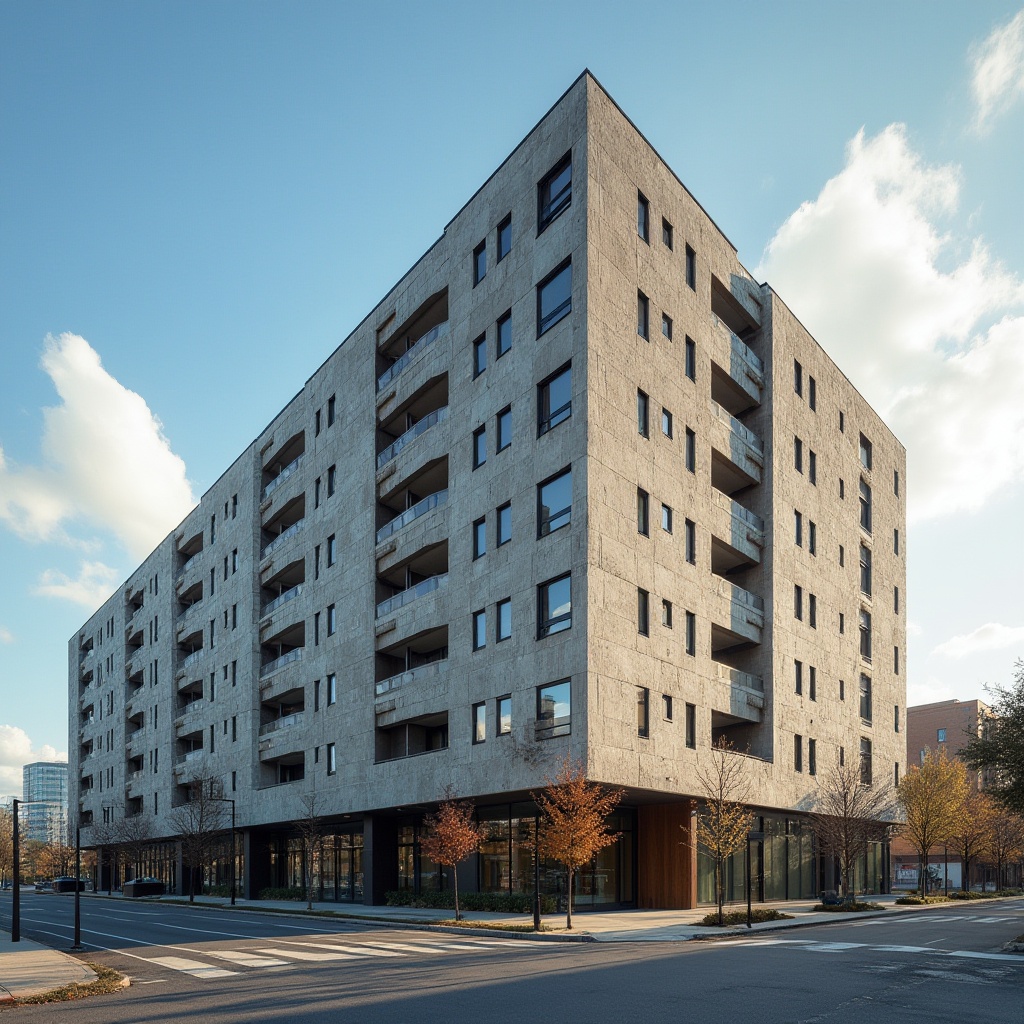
[[710, 577, 765, 651], [709, 490, 764, 568], [710, 315, 764, 411], [375, 626, 449, 697], [377, 321, 450, 393], [376, 489, 449, 545], [262, 431, 305, 500], [709, 399, 763, 493], [712, 662, 766, 724]]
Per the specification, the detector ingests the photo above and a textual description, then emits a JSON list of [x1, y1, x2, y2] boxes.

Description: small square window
[[538, 153, 571, 232], [473, 334, 487, 378], [637, 192, 650, 242], [662, 408, 673, 438], [472, 702, 486, 744], [662, 218, 673, 249], [661, 503, 673, 533], [497, 695, 512, 735], [473, 426, 487, 469], [473, 517, 486, 560], [637, 291, 649, 339], [497, 502, 511, 546], [496, 406, 512, 452], [497, 597, 512, 641], [497, 214, 512, 262], [473, 609, 487, 650], [497, 310, 512, 357], [473, 240, 486, 286]]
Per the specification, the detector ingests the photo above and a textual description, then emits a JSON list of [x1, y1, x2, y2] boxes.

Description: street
[[2, 893, 1023, 1022]]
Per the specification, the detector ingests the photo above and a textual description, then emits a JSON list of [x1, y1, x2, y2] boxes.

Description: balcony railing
[[714, 663, 765, 692], [374, 660, 446, 697], [709, 399, 763, 455], [262, 584, 302, 617], [375, 573, 448, 618], [377, 321, 449, 391], [376, 490, 448, 544], [262, 453, 304, 500], [377, 407, 448, 470], [714, 315, 764, 375], [259, 648, 303, 678], [261, 518, 305, 559], [729, 582, 764, 613], [179, 648, 204, 671], [176, 551, 202, 578], [173, 749, 205, 766], [174, 700, 203, 723], [259, 711, 304, 736]]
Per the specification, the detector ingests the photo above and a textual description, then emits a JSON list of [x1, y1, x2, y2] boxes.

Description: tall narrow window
[[809, 450, 817, 485], [808, 738, 817, 776], [472, 610, 487, 650], [685, 703, 696, 748], [860, 738, 873, 785], [860, 609, 872, 661], [894, 528, 900, 555], [473, 426, 487, 469], [496, 406, 512, 452], [859, 433, 873, 470], [794, 734, 803, 772], [327, 604, 336, 636], [496, 598, 512, 641], [685, 427, 696, 472], [684, 519, 696, 565], [859, 479, 872, 532], [473, 239, 486, 285], [809, 593, 817, 629], [497, 214, 512, 261], [637, 390, 649, 437], [538, 364, 572, 435], [794, 510, 803, 547], [809, 376, 817, 411], [685, 611, 696, 656], [327, 673, 336, 705], [794, 585, 804, 621], [661, 408, 673, 438], [809, 521, 817, 555], [637, 192, 650, 242], [661, 599, 673, 628], [661, 503, 673, 533], [538, 573, 572, 637], [685, 337, 696, 380], [472, 702, 486, 743], [497, 502, 511, 546], [538, 153, 571, 231], [662, 218, 673, 248], [497, 695, 512, 735], [795, 659, 803, 695], [473, 333, 487, 378], [537, 260, 572, 336], [637, 488, 650, 536], [859, 544, 872, 596], [637, 291, 649, 339], [809, 665, 817, 701], [685, 245, 696, 290], [538, 467, 572, 536], [327, 742, 336, 775], [794, 437, 803, 473], [327, 395, 335, 426], [497, 310, 512, 357], [860, 673, 873, 722], [473, 517, 486, 560], [661, 313, 673, 341], [637, 687, 650, 737], [637, 589, 650, 636], [794, 359, 803, 397], [894, 468, 900, 496]]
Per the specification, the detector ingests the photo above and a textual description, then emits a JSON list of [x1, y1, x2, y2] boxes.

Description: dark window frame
[[537, 258, 572, 337], [538, 152, 572, 233]]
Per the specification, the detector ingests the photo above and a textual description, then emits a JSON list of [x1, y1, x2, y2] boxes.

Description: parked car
[[34, 880, 52, 892], [0, 880, 12, 890], [51, 877, 88, 893]]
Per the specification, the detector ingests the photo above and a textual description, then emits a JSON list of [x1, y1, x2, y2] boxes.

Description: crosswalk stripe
[[209, 951, 293, 968], [254, 947, 359, 961], [285, 941, 405, 957], [359, 941, 449, 954], [146, 956, 238, 979]]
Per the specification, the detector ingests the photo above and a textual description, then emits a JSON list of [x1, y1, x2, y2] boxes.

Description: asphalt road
[[2, 893, 1023, 1023]]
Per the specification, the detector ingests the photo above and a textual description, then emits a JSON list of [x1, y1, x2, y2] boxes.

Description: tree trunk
[[918, 853, 925, 894], [716, 859, 724, 926], [188, 865, 195, 903], [961, 856, 970, 893], [566, 867, 574, 931], [453, 866, 460, 922]]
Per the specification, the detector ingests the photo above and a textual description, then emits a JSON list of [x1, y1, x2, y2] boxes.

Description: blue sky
[[2, 1, 1023, 795]]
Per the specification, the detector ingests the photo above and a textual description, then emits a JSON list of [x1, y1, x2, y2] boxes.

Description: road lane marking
[[285, 941, 405, 957], [209, 951, 294, 968], [146, 956, 238, 979], [254, 947, 360, 961], [359, 941, 449, 954]]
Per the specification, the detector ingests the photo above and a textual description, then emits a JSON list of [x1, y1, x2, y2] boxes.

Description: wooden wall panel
[[637, 801, 697, 909]]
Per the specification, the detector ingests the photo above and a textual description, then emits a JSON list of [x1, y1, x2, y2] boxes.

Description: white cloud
[[32, 560, 121, 611], [931, 622, 1024, 660], [0, 725, 66, 798], [906, 674, 963, 709], [0, 626, 12, 644], [756, 125, 1024, 522], [0, 333, 196, 560], [971, 9, 1024, 133]]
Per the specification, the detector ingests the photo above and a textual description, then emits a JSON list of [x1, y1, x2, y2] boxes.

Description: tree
[[897, 749, 969, 892], [418, 791, 486, 922], [0, 807, 12, 885], [809, 761, 896, 898], [169, 776, 227, 901], [961, 660, 1024, 816], [987, 809, 1024, 890], [693, 738, 755, 925], [949, 791, 997, 892], [117, 812, 156, 881], [534, 757, 623, 930], [295, 790, 326, 911], [37, 840, 76, 879]]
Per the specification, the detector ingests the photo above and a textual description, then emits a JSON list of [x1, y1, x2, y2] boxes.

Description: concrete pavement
[[0, 929, 96, 1004]]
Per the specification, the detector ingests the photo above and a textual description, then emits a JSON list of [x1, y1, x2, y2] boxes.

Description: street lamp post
[[12, 799, 20, 942], [71, 818, 83, 951], [210, 791, 236, 905], [533, 812, 541, 932]]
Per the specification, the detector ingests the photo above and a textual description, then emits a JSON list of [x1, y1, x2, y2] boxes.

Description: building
[[22, 761, 69, 844], [69, 72, 906, 907], [892, 699, 995, 891]]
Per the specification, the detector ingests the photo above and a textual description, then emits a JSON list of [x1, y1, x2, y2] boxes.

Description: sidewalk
[[0, 930, 96, 1004]]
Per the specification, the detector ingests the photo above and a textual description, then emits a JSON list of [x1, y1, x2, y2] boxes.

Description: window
[[937, 728, 946, 743], [794, 734, 803, 772], [538, 467, 572, 536], [497, 598, 512, 641], [839, 410, 845, 433], [685, 519, 696, 564], [859, 433, 872, 470], [637, 291, 649, 338], [860, 738, 873, 785], [794, 585, 804, 621], [663, 693, 673, 720], [537, 259, 572, 335], [860, 673, 872, 722], [473, 517, 486, 560], [894, 645, 900, 674], [472, 702, 486, 744], [839, 544, 845, 567], [327, 742, 336, 775], [536, 679, 571, 738], [794, 510, 803, 547], [327, 395, 336, 427], [497, 310, 512, 357], [894, 528, 900, 555], [315, 477, 321, 508], [327, 465, 336, 497], [808, 450, 817, 485], [840, 478, 846, 500], [661, 599, 673, 628], [496, 502, 511, 546], [538, 573, 572, 637], [473, 240, 486, 285], [327, 604, 336, 636], [685, 245, 696, 290], [315, 409, 322, 436], [637, 687, 650, 737], [637, 390, 649, 437], [894, 763, 899, 787], [327, 673, 336, 706], [661, 503, 673, 533], [661, 313, 672, 341], [327, 534, 336, 567], [473, 333, 487, 378], [894, 468, 900, 496], [894, 705, 901, 733], [496, 406, 512, 451], [314, 678, 321, 712], [809, 376, 816, 411], [809, 666, 817, 701], [808, 521, 817, 555], [637, 192, 650, 242], [685, 703, 697, 748], [794, 360, 803, 397], [637, 488, 650, 536], [794, 437, 803, 474], [232, 548, 238, 573], [538, 153, 571, 231], [808, 738, 817, 776], [859, 609, 872, 661], [685, 337, 696, 380], [839, 612, 845, 634], [685, 611, 696, 656], [795, 660, 803, 695], [473, 426, 487, 469], [809, 593, 817, 629], [894, 586, 900, 614], [662, 218, 673, 249], [232, 494, 237, 518], [661, 408, 673, 438], [637, 589, 650, 636], [497, 214, 512, 261], [859, 544, 872, 595], [472, 610, 487, 650], [538, 364, 571, 434], [497, 695, 511, 735], [859, 479, 872, 532], [685, 427, 696, 472]]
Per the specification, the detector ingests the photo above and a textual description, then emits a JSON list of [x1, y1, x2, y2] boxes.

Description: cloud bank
[[0, 725, 66, 798], [932, 622, 1024, 660], [971, 9, 1024, 133]]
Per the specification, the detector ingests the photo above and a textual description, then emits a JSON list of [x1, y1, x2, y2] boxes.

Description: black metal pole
[[533, 813, 541, 932], [72, 822, 83, 950], [746, 835, 752, 929], [12, 799, 20, 942]]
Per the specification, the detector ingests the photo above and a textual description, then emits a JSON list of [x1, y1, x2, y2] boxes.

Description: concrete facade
[[69, 73, 906, 907]]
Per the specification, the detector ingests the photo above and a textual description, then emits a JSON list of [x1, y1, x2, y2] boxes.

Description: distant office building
[[70, 72, 906, 907], [22, 761, 69, 843]]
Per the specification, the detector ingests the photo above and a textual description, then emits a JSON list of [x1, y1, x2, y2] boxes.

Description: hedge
[[384, 890, 558, 914], [697, 908, 792, 926], [257, 886, 307, 901]]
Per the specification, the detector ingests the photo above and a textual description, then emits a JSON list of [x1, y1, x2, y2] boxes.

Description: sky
[[1, 1, 1023, 797]]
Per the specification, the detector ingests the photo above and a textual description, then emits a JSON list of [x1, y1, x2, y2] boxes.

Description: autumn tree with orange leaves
[[534, 757, 623, 930], [418, 792, 486, 921]]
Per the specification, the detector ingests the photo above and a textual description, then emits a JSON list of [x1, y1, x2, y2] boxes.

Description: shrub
[[894, 894, 950, 905], [206, 884, 233, 898], [995, 889, 1023, 897], [384, 890, 558, 914], [948, 890, 995, 900], [257, 886, 307, 901], [697, 908, 792, 926], [814, 901, 884, 912]]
